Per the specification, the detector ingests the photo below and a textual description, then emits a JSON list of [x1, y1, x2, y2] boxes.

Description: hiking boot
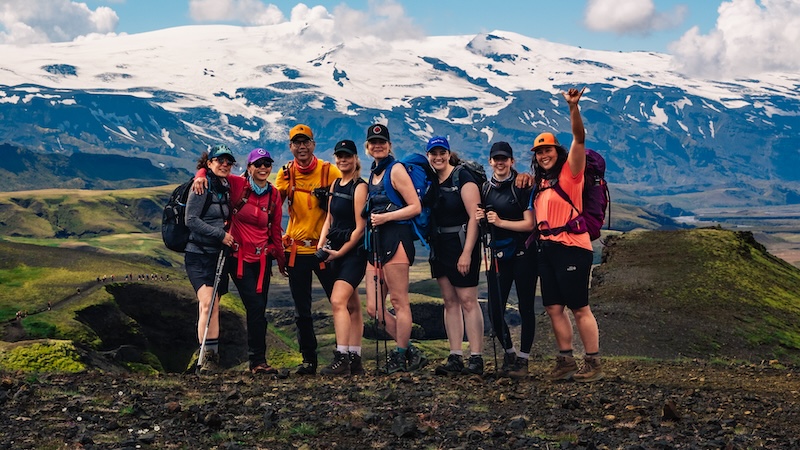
[[320, 351, 350, 376], [295, 354, 318, 376], [548, 355, 579, 381], [507, 357, 529, 379], [406, 345, 428, 371], [499, 352, 517, 376], [199, 350, 221, 375], [383, 349, 407, 374], [250, 362, 278, 375], [461, 355, 484, 375], [435, 354, 464, 376], [573, 355, 604, 382], [349, 352, 365, 376]]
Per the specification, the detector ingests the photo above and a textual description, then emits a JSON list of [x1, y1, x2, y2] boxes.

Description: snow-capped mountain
[[1, 22, 798, 208]]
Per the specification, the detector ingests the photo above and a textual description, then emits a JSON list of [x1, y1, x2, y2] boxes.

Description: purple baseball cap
[[247, 148, 273, 165]]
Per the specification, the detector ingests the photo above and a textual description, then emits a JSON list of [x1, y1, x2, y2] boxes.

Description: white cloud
[[584, 0, 687, 34], [670, 0, 800, 78], [331, 0, 423, 41], [189, 0, 285, 25], [0, 0, 118, 44]]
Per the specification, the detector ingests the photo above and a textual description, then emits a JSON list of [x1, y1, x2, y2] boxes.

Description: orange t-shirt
[[534, 163, 592, 251]]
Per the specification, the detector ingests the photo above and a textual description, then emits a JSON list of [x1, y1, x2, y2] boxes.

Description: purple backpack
[[541, 149, 611, 241]]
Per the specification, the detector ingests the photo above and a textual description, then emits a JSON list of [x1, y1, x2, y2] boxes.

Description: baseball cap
[[366, 124, 390, 142], [426, 136, 450, 153], [531, 132, 566, 152], [489, 142, 513, 159], [247, 148, 273, 164], [289, 124, 314, 141], [333, 139, 358, 155], [209, 144, 235, 162]]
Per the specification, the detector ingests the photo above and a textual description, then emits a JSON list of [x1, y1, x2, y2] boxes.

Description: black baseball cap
[[333, 139, 358, 155], [366, 124, 390, 142], [490, 141, 513, 159]]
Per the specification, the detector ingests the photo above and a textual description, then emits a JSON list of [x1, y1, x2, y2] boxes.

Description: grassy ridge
[[592, 227, 800, 362]]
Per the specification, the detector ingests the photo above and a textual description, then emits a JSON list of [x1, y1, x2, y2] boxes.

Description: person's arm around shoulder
[[565, 87, 587, 177]]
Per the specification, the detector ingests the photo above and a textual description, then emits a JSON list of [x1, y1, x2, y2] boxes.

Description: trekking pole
[[478, 205, 499, 374], [486, 210, 512, 374], [196, 248, 227, 375], [371, 226, 381, 373]]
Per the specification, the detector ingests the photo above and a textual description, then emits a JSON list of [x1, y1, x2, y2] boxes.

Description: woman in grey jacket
[[185, 144, 236, 374]]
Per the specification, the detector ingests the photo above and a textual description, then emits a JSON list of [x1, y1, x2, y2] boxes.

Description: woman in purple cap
[[317, 139, 368, 376], [194, 147, 286, 375]]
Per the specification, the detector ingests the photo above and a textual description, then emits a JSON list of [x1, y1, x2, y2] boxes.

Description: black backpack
[[162, 179, 212, 252], [440, 160, 488, 196]]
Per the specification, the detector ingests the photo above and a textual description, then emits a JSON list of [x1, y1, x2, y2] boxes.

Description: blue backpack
[[373, 153, 438, 248]]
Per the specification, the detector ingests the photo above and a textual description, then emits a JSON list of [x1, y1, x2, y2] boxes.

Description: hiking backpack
[[443, 160, 488, 195], [281, 160, 333, 211], [376, 153, 438, 247], [162, 179, 213, 252], [539, 148, 610, 241]]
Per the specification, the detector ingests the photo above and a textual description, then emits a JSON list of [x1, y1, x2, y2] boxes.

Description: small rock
[[509, 416, 528, 430], [662, 400, 680, 421], [204, 412, 224, 429], [165, 401, 182, 414], [138, 432, 156, 444], [391, 415, 417, 438]]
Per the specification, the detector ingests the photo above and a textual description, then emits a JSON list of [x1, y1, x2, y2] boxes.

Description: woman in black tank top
[[317, 140, 368, 376]]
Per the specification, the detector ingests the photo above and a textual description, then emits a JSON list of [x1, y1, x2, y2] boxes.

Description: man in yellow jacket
[[275, 124, 342, 375]]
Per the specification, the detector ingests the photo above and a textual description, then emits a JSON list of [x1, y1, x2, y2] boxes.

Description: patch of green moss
[[0, 340, 86, 373], [21, 318, 57, 338]]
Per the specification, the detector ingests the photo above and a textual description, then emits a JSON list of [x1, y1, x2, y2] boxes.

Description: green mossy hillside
[[592, 227, 800, 363]]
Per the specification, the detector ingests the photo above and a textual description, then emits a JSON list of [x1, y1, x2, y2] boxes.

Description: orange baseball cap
[[530, 132, 565, 152], [289, 124, 314, 141]]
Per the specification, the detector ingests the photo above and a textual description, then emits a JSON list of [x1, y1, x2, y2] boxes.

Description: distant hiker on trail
[[364, 123, 428, 374], [194, 147, 286, 375], [317, 140, 368, 376], [275, 124, 342, 376], [476, 141, 537, 379], [185, 144, 235, 374], [532, 87, 603, 382], [425, 136, 484, 376]]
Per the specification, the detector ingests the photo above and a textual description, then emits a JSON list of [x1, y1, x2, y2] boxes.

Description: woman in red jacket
[[195, 148, 286, 374]]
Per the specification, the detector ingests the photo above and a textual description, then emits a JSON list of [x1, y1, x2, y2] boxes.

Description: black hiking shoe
[[406, 344, 428, 371], [349, 352, 365, 375], [435, 354, 464, 376], [507, 357, 529, 379], [295, 354, 318, 376], [461, 355, 484, 375], [499, 352, 517, 376], [383, 349, 407, 374], [320, 351, 350, 376]]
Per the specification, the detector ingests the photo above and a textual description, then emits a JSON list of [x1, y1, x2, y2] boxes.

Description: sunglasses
[[215, 157, 235, 166], [251, 160, 272, 168]]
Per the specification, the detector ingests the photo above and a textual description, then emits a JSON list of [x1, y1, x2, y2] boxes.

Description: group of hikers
[[183, 87, 603, 382]]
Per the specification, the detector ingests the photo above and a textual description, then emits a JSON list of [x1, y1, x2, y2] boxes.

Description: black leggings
[[285, 253, 335, 358], [227, 257, 270, 366], [486, 246, 538, 353]]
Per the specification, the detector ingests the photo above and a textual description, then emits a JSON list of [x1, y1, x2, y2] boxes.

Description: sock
[[586, 351, 599, 357], [559, 349, 574, 357], [397, 347, 407, 354], [506, 347, 517, 355], [518, 351, 530, 360], [202, 339, 219, 353], [450, 350, 463, 356], [350, 346, 362, 356], [337, 344, 348, 354]]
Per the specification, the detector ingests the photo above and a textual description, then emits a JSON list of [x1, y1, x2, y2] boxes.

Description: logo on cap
[[373, 126, 382, 134]]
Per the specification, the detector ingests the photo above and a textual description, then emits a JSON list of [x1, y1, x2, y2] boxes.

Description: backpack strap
[[440, 165, 464, 194], [331, 177, 364, 201], [381, 160, 404, 207]]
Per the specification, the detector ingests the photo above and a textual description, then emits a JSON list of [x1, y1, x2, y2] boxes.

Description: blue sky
[[2, 0, 799, 77]]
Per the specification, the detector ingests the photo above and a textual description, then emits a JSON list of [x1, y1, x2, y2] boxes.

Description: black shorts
[[537, 241, 592, 309], [367, 222, 416, 266], [329, 248, 367, 289], [185, 251, 230, 295], [430, 233, 480, 288]]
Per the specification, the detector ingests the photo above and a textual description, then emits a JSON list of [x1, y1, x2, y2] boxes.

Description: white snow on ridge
[[0, 24, 797, 122]]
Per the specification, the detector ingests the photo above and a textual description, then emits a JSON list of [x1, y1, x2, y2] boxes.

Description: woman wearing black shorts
[[426, 136, 485, 376], [184, 144, 235, 374], [364, 123, 428, 374], [476, 142, 536, 379], [318, 140, 368, 376]]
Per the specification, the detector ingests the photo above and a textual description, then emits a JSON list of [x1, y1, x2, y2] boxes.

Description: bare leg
[[196, 285, 220, 343], [456, 285, 483, 355], [546, 304, 573, 351], [330, 280, 356, 347], [572, 305, 600, 354], [438, 277, 464, 352]]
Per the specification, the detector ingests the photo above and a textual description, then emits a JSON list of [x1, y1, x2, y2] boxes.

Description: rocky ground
[[1, 357, 798, 449]]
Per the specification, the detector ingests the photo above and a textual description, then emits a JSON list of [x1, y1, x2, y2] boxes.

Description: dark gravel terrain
[[2, 358, 798, 449]]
